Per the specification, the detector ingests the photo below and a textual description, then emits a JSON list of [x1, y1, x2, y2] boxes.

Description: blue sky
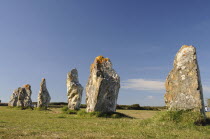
[[0, 0, 210, 106]]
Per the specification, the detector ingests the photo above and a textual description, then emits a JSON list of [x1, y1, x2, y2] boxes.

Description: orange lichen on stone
[[165, 93, 173, 103], [90, 56, 109, 71], [182, 45, 191, 48], [23, 84, 31, 89], [95, 56, 109, 64], [90, 63, 95, 71]]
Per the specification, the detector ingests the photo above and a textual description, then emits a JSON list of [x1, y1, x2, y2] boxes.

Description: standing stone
[[164, 45, 205, 116], [86, 56, 120, 113], [37, 78, 51, 109], [23, 84, 33, 107], [67, 69, 83, 110], [8, 84, 33, 108]]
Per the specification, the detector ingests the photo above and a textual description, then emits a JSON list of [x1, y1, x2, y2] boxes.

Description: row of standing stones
[[8, 45, 206, 118], [8, 79, 51, 109]]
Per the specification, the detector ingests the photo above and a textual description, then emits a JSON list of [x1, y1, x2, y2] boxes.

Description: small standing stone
[[67, 69, 83, 110], [37, 78, 51, 109], [86, 56, 120, 113], [164, 45, 205, 116], [8, 84, 33, 108]]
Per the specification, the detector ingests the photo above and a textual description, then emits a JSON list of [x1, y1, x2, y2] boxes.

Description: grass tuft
[[61, 106, 69, 112], [57, 115, 66, 118], [153, 110, 206, 125], [61, 106, 78, 114], [34, 107, 50, 111]]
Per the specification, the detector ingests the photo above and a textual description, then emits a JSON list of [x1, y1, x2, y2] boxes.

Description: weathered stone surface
[[8, 84, 33, 108], [86, 56, 120, 113], [165, 45, 205, 116], [67, 69, 83, 110], [37, 78, 51, 108]]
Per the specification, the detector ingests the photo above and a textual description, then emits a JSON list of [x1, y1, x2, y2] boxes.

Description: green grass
[[0, 106, 210, 138]]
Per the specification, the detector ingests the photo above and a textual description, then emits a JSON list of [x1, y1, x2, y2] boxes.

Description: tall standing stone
[[86, 56, 120, 113], [37, 78, 51, 109], [67, 69, 83, 110], [164, 45, 205, 116], [8, 84, 33, 108], [22, 84, 33, 107]]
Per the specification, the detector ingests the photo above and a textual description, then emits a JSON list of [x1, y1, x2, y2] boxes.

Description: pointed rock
[[86, 56, 120, 113], [37, 78, 51, 109], [165, 45, 205, 116], [8, 84, 33, 108], [67, 69, 83, 110]]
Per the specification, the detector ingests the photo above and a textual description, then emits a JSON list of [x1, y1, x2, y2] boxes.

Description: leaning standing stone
[[67, 69, 83, 110], [37, 78, 51, 109], [164, 45, 205, 116], [86, 56, 120, 113]]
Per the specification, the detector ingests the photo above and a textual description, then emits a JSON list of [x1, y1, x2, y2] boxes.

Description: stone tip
[[95, 56, 109, 64], [90, 56, 110, 70], [23, 84, 31, 89], [181, 45, 195, 49], [71, 68, 78, 73]]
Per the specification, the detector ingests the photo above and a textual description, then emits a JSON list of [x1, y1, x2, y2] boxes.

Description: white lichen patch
[[181, 75, 185, 80], [176, 46, 195, 69]]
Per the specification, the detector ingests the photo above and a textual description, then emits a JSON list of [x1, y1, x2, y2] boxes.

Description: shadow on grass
[[34, 107, 52, 111], [197, 118, 210, 126], [61, 106, 134, 118], [7, 106, 53, 111], [7, 106, 34, 110]]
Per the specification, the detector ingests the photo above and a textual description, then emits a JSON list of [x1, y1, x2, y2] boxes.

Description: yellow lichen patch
[[165, 93, 173, 103], [90, 63, 95, 71], [95, 56, 109, 64], [23, 84, 31, 89], [90, 56, 109, 71], [182, 45, 191, 48], [181, 45, 194, 50]]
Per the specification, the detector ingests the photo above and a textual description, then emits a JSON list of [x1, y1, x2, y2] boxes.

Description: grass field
[[0, 106, 210, 139]]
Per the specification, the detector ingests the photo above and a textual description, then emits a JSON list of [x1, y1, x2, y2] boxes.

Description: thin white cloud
[[122, 78, 210, 94], [134, 66, 170, 71], [203, 86, 210, 93], [147, 96, 155, 100], [122, 79, 165, 91]]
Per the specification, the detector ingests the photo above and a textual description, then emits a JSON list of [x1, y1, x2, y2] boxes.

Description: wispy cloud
[[122, 78, 210, 94], [147, 96, 155, 100], [203, 86, 210, 93], [133, 66, 171, 72], [122, 79, 165, 91]]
